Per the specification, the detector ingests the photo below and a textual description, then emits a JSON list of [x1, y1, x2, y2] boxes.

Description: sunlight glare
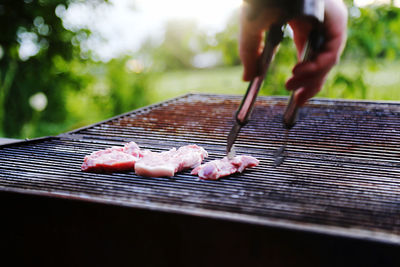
[[62, 0, 242, 61], [136, 0, 242, 31], [354, 0, 399, 7]]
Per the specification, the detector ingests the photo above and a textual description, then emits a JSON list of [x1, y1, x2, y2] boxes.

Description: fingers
[[285, 49, 338, 91], [239, 23, 263, 81], [288, 18, 313, 59], [292, 74, 326, 106], [290, 27, 346, 78], [239, 3, 283, 81], [239, 4, 264, 81], [286, 0, 348, 104], [291, 51, 337, 77]]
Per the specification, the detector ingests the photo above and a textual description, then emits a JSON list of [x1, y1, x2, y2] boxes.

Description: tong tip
[[227, 145, 236, 160], [283, 93, 299, 130], [226, 123, 241, 156], [283, 120, 296, 130]]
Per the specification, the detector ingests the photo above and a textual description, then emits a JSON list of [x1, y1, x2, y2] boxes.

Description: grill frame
[[1, 93, 400, 245]]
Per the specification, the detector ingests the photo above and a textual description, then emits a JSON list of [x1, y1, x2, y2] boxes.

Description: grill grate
[[1, 94, 400, 244]]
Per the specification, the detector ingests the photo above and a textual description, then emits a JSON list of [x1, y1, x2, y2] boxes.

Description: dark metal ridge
[[1, 186, 399, 246], [0, 136, 57, 148]]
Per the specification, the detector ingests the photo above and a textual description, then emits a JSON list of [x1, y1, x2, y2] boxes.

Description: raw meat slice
[[123, 141, 142, 158], [172, 145, 208, 170], [135, 145, 208, 177], [134, 149, 177, 177], [191, 155, 259, 180], [81, 142, 142, 172]]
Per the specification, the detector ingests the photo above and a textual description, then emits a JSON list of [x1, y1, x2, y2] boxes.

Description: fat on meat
[[135, 145, 208, 177], [81, 142, 142, 172], [191, 155, 259, 180]]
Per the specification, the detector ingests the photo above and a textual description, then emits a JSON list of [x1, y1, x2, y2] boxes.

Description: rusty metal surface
[[1, 94, 400, 244]]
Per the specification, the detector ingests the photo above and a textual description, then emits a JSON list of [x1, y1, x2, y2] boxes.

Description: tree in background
[[0, 0, 87, 137], [139, 19, 209, 71], [328, 3, 400, 99], [0, 0, 152, 138]]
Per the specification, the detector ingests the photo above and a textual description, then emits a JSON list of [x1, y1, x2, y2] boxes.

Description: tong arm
[[283, 25, 324, 129], [235, 24, 284, 126]]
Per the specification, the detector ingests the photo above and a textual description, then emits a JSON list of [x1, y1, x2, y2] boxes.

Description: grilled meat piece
[[82, 142, 208, 177], [135, 145, 208, 177], [81, 142, 142, 172], [191, 155, 259, 180]]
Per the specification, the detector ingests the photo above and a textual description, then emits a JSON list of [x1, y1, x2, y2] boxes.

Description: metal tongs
[[226, 24, 284, 156], [283, 26, 324, 129], [226, 23, 324, 156]]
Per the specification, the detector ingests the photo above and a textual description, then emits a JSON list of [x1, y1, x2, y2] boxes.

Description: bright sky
[[355, 0, 400, 6], [58, 0, 398, 61], [62, 0, 242, 61]]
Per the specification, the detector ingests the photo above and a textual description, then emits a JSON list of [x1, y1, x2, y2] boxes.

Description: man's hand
[[239, 0, 348, 106]]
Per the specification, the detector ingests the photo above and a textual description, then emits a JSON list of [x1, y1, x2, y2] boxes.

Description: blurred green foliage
[[0, 0, 152, 138], [0, 0, 87, 137], [140, 20, 202, 71], [326, 3, 400, 100], [1, 1, 400, 139]]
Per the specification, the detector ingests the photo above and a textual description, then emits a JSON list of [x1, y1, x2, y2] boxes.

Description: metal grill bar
[[1, 94, 400, 244]]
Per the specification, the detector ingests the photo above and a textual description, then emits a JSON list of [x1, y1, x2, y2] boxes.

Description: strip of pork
[[135, 145, 208, 177], [81, 142, 142, 172], [191, 155, 259, 180]]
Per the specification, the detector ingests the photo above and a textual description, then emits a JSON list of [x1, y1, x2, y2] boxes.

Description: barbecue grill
[[1, 94, 399, 266]]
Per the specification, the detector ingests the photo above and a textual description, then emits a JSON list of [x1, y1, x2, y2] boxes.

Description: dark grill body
[[0, 94, 399, 266]]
